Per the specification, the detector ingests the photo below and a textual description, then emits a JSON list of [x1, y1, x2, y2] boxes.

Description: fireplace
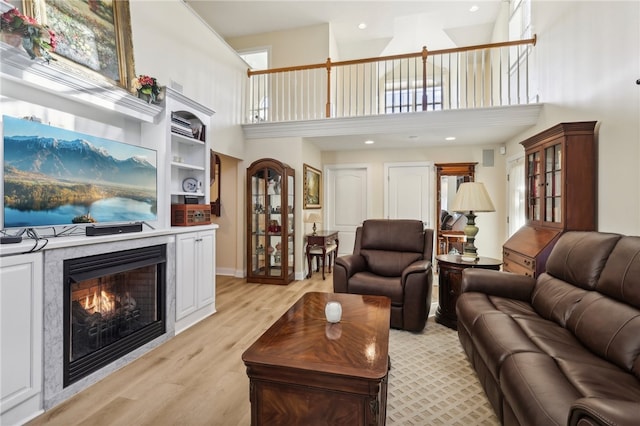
[[63, 245, 166, 386]]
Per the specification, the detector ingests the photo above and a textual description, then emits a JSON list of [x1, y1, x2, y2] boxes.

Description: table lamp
[[305, 213, 322, 235], [449, 182, 495, 262]]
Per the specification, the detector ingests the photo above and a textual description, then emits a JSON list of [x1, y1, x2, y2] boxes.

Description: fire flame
[[83, 290, 116, 316]]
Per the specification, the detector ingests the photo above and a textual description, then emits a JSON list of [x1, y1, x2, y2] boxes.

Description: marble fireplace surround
[[42, 233, 177, 410]]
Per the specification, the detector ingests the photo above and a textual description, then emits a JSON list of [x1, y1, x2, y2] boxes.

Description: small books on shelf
[[170, 112, 205, 141], [171, 112, 203, 140]]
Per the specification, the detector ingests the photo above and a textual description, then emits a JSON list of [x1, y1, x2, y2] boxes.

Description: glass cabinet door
[[544, 143, 562, 223], [526, 150, 541, 222], [287, 174, 295, 278], [250, 170, 267, 277], [247, 159, 295, 285], [265, 167, 283, 277]]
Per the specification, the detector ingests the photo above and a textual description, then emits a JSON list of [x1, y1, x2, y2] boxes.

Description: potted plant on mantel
[[0, 7, 57, 63], [131, 74, 164, 104]]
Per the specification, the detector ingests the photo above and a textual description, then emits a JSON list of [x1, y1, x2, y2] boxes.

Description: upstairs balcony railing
[[245, 36, 537, 123]]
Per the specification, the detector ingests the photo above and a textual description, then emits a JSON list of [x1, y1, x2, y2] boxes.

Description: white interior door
[[507, 155, 526, 237], [385, 163, 434, 228], [325, 165, 369, 256]]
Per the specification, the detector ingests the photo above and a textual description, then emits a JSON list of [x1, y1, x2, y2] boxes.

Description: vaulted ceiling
[[184, 1, 541, 150]]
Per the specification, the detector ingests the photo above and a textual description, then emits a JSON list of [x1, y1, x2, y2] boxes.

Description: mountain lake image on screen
[[2, 115, 158, 229]]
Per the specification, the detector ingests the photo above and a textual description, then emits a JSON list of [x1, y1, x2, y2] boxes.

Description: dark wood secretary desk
[[305, 230, 339, 280], [502, 122, 596, 278]]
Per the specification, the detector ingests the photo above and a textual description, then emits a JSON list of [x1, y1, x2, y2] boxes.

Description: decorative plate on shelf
[[182, 177, 200, 193]]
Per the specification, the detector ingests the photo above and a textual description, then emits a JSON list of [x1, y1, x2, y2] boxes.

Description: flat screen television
[[2, 115, 157, 229]]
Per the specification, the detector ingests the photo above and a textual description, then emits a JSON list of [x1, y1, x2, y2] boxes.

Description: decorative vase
[[137, 91, 152, 103], [325, 301, 342, 323]]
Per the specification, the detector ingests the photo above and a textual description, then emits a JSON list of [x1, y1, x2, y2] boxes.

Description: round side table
[[435, 254, 502, 330]]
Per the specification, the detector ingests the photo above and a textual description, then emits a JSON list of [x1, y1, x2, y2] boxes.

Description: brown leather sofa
[[333, 219, 434, 331], [457, 231, 640, 426]]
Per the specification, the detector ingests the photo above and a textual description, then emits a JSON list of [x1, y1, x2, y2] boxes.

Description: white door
[[325, 165, 369, 256], [507, 155, 526, 237], [385, 163, 434, 228]]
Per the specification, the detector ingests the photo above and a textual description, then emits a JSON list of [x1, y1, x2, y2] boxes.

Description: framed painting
[[303, 163, 322, 209], [25, 0, 135, 89]]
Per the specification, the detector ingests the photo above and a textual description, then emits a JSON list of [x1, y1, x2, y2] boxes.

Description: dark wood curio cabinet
[[503, 122, 597, 277], [246, 159, 295, 285]]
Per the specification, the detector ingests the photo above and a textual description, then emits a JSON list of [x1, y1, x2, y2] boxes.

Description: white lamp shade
[[450, 182, 496, 213], [305, 213, 322, 223]]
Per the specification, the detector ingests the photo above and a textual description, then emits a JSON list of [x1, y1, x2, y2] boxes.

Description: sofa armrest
[[333, 254, 367, 293], [402, 259, 432, 281], [569, 397, 640, 426], [401, 259, 433, 331], [460, 269, 535, 301]]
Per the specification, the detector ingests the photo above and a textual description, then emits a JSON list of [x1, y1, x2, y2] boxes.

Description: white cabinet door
[[175, 229, 216, 333], [1, 252, 43, 425], [176, 233, 198, 320], [196, 230, 215, 308]]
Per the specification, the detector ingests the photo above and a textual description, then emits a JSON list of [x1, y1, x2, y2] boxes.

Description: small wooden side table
[[305, 230, 339, 280], [435, 254, 502, 330]]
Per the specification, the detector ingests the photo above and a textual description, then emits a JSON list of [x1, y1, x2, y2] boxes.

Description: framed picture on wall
[[303, 163, 322, 209], [26, 0, 136, 89]]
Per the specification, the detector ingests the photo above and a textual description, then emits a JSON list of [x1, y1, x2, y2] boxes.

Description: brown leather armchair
[[333, 219, 434, 331]]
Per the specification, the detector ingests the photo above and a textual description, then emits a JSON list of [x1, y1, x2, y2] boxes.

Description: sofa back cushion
[[561, 235, 640, 379], [566, 293, 640, 380], [359, 219, 425, 277], [596, 236, 640, 308], [544, 231, 622, 290], [361, 250, 423, 277], [531, 274, 588, 327]]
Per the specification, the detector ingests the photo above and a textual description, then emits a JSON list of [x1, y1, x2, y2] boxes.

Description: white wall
[[129, 0, 247, 161], [504, 1, 640, 235], [226, 24, 331, 68], [322, 144, 506, 259]]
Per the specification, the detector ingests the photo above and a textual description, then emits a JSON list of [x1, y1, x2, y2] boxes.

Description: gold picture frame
[[303, 164, 322, 209], [25, 0, 135, 90]]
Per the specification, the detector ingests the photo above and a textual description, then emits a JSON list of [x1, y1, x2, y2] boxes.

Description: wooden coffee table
[[242, 292, 391, 425]]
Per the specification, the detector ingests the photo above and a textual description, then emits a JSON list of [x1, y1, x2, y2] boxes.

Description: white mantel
[[1, 41, 162, 123]]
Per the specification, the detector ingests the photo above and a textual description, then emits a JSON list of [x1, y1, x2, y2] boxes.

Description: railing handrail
[[245, 36, 538, 122], [247, 36, 537, 77]]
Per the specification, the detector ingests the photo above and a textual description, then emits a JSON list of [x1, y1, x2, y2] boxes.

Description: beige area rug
[[387, 318, 499, 425]]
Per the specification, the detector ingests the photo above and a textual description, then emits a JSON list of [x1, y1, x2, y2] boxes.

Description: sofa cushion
[[360, 219, 425, 252], [467, 312, 542, 381], [596, 236, 640, 308], [531, 274, 588, 327], [348, 272, 403, 304], [360, 249, 421, 277], [545, 231, 621, 289], [566, 291, 640, 379], [501, 352, 582, 426], [457, 292, 539, 331]]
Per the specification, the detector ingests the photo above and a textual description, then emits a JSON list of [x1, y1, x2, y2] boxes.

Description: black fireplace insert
[[63, 244, 166, 386]]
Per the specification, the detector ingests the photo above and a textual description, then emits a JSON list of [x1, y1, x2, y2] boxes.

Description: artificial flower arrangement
[[131, 74, 162, 103], [0, 8, 57, 62]]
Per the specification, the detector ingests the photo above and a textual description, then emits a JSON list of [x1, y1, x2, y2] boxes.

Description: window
[[507, 156, 526, 237], [508, 0, 532, 103], [384, 85, 442, 114], [240, 48, 270, 122]]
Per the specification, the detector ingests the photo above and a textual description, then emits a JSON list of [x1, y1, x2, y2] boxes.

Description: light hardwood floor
[[27, 271, 439, 426], [27, 273, 335, 426]]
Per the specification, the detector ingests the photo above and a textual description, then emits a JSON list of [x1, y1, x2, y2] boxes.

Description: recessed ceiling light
[[358, 22, 367, 30], [364, 140, 375, 145], [445, 136, 456, 141], [469, 5, 479, 12]]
